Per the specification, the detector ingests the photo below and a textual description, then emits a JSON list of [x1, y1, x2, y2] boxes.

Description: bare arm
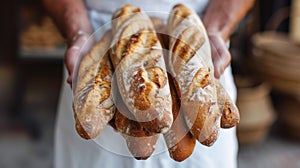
[[43, 0, 93, 42], [43, 0, 94, 85], [203, 0, 255, 78]]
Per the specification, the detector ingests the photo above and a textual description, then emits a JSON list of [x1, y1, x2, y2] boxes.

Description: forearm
[[42, 0, 93, 44], [203, 0, 255, 41]]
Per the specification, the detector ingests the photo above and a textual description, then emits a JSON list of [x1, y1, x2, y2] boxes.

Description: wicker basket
[[251, 32, 300, 96], [235, 76, 276, 145]]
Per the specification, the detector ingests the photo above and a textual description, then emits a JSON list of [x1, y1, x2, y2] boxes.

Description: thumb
[[65, 46, 82, 86], [65, 32, 95, 88]]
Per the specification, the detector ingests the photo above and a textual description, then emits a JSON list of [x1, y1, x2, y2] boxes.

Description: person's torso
[[85, 0, 209, 17]]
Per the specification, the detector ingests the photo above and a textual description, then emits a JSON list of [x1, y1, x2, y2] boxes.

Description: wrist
[[60, 4, 93, 45], [203, 20, 228, 41]]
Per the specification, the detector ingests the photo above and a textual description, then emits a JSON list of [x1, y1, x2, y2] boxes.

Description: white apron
[[54, 1, 238, 167]]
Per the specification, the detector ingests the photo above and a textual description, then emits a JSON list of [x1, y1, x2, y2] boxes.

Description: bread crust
[[163, 74, 196, 162], [114, 109, 159, 160], [122, 133, 159, 160], [110, 5, 173, 134], [112, 79, 159, 159], [167, 4, 221, 146], [215, 80, 240, 128], [73, 31, 115, 139]]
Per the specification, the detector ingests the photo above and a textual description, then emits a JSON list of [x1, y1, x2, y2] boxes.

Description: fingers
[[65, 46, 81, 86], [208, 34, 231, 78], [64, 33, 95, 87]]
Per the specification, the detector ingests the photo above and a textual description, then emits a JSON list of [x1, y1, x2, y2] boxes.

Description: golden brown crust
[[74, 113, 91, 139], [171, 27, 205, 75], [113, 92, 155, 137], [111, 4, 141, 35], [112, 85, 159, 159], [110, 5, 173, 134], [215, 80, 240, 128], [72, 31, 115, 139], [115, 111, 146, 137], [114, 109, 159, 159], [167, 4, 221, 146], [122, 134, 159, 160], [163, 75, 196, 162]]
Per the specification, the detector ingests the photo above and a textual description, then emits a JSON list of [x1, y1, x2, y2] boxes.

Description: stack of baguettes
[[72, 4, 240, 161]]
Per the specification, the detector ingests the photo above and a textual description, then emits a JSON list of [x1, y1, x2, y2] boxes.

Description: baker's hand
[[65, 31, 94, 87], [208, 34, 231, 78]]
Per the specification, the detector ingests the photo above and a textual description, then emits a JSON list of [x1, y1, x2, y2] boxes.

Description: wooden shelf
[[19, 46, 66, 60]]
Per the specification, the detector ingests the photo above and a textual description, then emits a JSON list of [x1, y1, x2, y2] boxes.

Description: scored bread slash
[[163, 74, 196, 162], [167, 4, 222, 146], [72, 31, 115, 139], [109, 4, 173, 134]]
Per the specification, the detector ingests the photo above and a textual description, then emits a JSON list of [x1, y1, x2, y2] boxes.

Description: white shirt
[[85, 0, 209, 16], [54, 1, 238, 168]]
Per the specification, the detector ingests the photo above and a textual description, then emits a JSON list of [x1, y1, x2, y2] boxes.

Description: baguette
[[106, 57, 159, 159], [114, 107, 159, 160], [167, 4, 221, 146], [112, 81, 159, 159], [73, 31, 115, 139], [215, 80, 240, 128], [163, 74, 196, 162], [156, 20, 196, 162], [110, 5, 173, 134]]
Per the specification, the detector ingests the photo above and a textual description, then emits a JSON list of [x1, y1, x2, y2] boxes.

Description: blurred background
[[0, 0, 300, 167]]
